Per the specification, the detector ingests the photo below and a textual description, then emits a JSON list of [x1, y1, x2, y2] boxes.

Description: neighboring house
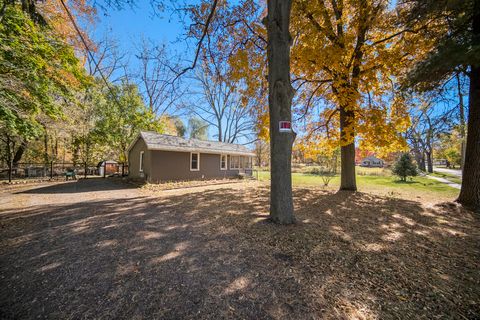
[[360, 156, 384, 168], [433, 159, 448, 166], [128, 131, 255, 182]]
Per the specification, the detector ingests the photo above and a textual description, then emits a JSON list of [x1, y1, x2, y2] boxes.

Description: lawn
[[0, 178, 478, 319], [257, 169, 460, 202]]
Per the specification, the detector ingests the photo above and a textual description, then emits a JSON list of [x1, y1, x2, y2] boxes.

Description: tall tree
[[94, 79, 165, 162], [1, 0, 96, 52], [101, 0, 297, 222], [407, 98, 454, 173], [254, 138, 269, 167], [172, 116, 186, 137], [0, 5, 87, 178], [404, 0, 480, 210], [136, 40, 182, 117], [264, 0, 296, 224], [187, 116, 209, 140], [190, 61, 254, 143], [290, 0, 431, 191], [455, 72, 468, 169]]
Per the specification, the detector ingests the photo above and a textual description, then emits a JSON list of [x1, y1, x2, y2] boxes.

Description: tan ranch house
[[128, 131, 255, 182]]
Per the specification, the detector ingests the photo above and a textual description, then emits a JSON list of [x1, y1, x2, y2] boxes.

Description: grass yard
[[257, 169, 459, 202], [0, 178, 478, 319]]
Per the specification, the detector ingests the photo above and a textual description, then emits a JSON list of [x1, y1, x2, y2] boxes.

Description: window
[[229, 156, 252, 170], [190, 152, 200, 171], [220, 154, 227, 170], [139, 151, 144, 172], [246, 157, 252, 169], [230, 156, 253, 169], [230, 156, 240, 169]]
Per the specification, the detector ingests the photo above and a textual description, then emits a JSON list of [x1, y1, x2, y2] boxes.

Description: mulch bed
[[0, 179, 479, 319]]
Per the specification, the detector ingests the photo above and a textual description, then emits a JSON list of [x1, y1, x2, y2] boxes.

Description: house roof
[[129, 131, 255, 156], [362, 156, 383, 161]]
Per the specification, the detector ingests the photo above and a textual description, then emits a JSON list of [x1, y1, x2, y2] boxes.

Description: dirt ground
[[0, 178, 479, 319]]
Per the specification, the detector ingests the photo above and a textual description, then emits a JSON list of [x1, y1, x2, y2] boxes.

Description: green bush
[[392, 153, 418, 181]]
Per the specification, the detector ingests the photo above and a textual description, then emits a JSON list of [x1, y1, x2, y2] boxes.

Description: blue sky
[[86, 1, 465, 146], [89, 3, 224, 137], [91, 2, 188, 71]]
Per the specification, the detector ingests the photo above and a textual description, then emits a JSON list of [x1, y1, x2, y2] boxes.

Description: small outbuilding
[[97, 160, 120, 176], [127, 131, 255, 182], [360, 156, 384, 168]]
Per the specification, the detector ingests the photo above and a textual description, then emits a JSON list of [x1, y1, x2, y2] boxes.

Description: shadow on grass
[[1, 179, 479, 319], [16, 178, 136, 194], [391, 179, 419, 184]]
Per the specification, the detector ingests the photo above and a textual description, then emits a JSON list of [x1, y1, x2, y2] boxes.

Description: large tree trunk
[[457, 65, 480, 210], [5, 134, 12, 183], [256, 142, 263, 167], [425, 132, 433, 173], [339, 107, 357, 191], [426, 151, 433, 173], [456, 73, 467, 170], [217, 119, 223, 142], [12, 140, 26, 166], [43, 128, 49, 166], [413, 147, 426, 171], [265, 0, 296, 224], [457, 1, 480, 210]]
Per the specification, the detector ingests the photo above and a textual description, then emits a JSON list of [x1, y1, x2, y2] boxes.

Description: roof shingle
[[132, 131, 255, 156]]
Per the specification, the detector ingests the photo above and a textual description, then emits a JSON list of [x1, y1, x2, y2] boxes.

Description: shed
[[97, 160, 119, 176]]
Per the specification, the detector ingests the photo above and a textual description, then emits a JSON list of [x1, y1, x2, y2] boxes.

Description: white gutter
[[147, 145, 255, 157]]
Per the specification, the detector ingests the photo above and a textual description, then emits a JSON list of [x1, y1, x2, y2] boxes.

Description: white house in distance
[[360, 156, 384, 168]]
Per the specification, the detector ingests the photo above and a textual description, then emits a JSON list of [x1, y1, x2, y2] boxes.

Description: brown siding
[[128, 138, 151, 179], [149, 150, 241, 182]]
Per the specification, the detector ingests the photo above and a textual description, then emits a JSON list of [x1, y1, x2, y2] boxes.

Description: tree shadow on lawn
[[391, 179, 418, 184], [16, 178, 136, 194], [391, 179, 440, 187], [1, 184, 479, 319]]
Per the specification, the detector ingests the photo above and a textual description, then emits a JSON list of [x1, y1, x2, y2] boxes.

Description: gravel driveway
[[1, 178, 479, 319]]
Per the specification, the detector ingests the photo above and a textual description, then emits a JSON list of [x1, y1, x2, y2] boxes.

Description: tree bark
[[43, 131, 49, 166], [12, 140, 26, 166], [339, 107, 357, 191], [6, 134, 12, 183], [425, 129, 433, 173], [456, 73, 467, 170], [419, 153, 426, 172], [413, 147, 426, 171], [265, 0, 296, 224], [457, 0, 480, 211], [458, 66, 480, 210], [426, 151, 433, 173]]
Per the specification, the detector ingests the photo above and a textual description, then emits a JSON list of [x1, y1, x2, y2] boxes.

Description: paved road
[[426, 175, 461, 189], [434, 167, 462, 177]]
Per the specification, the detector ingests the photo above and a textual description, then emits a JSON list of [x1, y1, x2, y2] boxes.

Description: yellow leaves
[[356, 99, 410, 155], [295, 135, 338, 161], [36, 0, 96, 53], [287, 0, 439, 158], [20, 89, 31, 100], [228, 49, 250, 82], [257, 112, 270, 141], [159, 115, 179, 136]]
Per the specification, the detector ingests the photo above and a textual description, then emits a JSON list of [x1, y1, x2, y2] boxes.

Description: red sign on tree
[[279, 121, 292, 132]]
